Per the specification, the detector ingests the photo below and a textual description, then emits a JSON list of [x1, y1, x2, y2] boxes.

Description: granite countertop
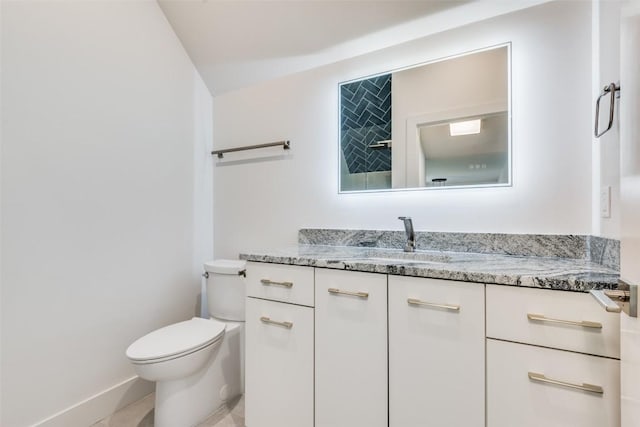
[[239, 244, 620, 292]]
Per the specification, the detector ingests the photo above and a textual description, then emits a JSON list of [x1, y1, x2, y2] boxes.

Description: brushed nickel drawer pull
[[528, 372, 604, 394], [407, 298, 460, 311], [260, 278, 293, 288], [328, 288, 369, 299], [260, 316, 293, 329], [527, 313, 602, 329]]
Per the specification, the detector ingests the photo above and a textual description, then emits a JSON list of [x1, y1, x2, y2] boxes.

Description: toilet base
[[153, 322, 244, 427]]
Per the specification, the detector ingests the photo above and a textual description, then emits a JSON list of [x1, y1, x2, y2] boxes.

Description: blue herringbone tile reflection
[[340, 74, 392, 173]]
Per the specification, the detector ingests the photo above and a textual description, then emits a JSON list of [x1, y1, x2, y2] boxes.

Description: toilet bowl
[[126, 260, 246, 427]]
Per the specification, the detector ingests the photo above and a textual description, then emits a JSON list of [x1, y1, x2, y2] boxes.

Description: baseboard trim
[[30, 376, 154, 427]]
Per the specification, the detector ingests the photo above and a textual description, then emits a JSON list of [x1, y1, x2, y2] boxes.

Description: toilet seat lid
[[204, 259, 246, 275], [126, 317, 225, 362]]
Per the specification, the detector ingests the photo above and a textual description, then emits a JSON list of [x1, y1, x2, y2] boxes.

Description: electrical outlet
[[600, 186, 611, 218]]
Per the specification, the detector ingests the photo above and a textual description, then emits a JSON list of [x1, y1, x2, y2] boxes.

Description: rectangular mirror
[[339, 43, 511, 192]]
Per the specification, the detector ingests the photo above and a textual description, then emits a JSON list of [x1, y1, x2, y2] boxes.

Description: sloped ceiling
[[157, 0, 549, 96]]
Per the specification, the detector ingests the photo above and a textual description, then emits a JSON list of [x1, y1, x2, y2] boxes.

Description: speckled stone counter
[[299, 229, 620, 270], [239, 245, 619, 292]]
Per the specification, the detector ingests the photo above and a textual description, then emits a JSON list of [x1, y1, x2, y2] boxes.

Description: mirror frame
[[338, 42, 512, 194]]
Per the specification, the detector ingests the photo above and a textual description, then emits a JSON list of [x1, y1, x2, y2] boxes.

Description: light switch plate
[[600, 186, 611, 218]]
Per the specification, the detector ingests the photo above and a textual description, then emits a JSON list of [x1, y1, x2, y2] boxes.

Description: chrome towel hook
[[595, 82, 621, 138]]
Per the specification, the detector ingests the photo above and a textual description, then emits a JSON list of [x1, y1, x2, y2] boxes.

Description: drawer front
[[245, 297, 314, 427], [389, 276, 485, 427], [315, 269, 388, 427], [486, 284, 620, 358], [246, 261, 314, 306], [487, 339, 620, 427]]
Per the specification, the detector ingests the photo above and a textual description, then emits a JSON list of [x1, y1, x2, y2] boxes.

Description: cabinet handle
[[528, 372, 604, 394], [260, 316, 293, 329], [407, 298, 460, 311], [260, 279, 293, 288], [328, 288, 369, 299], [526, 313, 602, 329]]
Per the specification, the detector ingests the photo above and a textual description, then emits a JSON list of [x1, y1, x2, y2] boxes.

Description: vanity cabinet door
[[245, 297, 314, 427], [315, 269, 388, 427], [388, 276, 485, 427], [487, 339, 620, 427]]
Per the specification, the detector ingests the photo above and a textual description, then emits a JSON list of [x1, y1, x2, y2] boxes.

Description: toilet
[[126, 259, 246, 427]]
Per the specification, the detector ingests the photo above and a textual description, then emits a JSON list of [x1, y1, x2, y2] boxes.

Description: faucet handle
[[398, 216, 411, 220]]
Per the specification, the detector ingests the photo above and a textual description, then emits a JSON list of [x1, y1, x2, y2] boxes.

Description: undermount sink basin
[[362, 250, 452, 264]]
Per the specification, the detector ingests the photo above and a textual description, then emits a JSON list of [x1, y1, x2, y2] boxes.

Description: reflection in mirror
[[339, 44, 510, 192], [340, 74, 393, 191], [420, 111, 508, 187]]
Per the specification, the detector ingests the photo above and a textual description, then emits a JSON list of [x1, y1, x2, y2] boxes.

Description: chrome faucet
[[398, 216, 415, 252]]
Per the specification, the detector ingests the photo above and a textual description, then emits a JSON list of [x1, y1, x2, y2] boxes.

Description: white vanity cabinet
[[244, 258, 622, 427], [245, 262, 314, 427], [388, 276, 485, 427], [486, 285, 621, 427], [314, 269, 388, 427]]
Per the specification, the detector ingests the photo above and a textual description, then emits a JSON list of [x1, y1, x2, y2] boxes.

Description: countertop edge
[[239, 252, 619, 293]]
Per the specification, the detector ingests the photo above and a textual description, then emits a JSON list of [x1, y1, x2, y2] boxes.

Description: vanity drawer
[[487, 339, 620, 427], [486, 284, 620, 358], [246, 261, 314, 306]]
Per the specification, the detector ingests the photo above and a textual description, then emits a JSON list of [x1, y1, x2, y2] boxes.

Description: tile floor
[[91, 393, 244, 427]]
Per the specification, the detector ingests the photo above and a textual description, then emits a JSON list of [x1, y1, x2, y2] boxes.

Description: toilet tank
[[204, 260, 246, 321]]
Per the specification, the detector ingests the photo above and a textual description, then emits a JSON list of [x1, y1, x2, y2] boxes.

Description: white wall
[[212, 0, 593, 258], [1, 1, 212, 426], [593, 0, 623, 239], [0, 0, 4, 423]]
